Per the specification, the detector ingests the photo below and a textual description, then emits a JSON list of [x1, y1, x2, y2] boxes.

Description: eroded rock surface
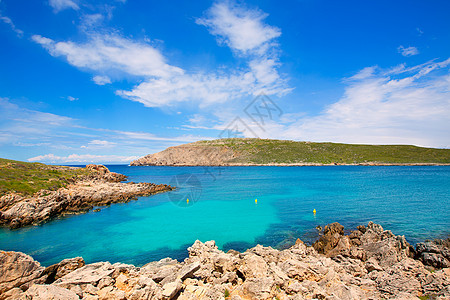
[[0, 165, 173, 228], [1, 222, 449, 299]]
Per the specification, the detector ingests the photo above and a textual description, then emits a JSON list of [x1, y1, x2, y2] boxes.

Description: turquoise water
[[0, 166, 449, 266]]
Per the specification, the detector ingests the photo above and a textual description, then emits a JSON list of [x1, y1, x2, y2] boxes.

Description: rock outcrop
[[1, 222, 449, 299], [415, 238, 450, 269], [0, 165, 173, 229], [130, 143, 239, 166]]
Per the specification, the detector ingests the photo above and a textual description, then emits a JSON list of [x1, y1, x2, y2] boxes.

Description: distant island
[[130, 138, 450, 166]]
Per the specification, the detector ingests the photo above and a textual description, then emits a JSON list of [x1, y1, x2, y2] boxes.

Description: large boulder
[[43, 257, 85, 284], [0, 251, 45, 294], [415, 238, 450, 269], [312, 222, 344, 254], [54, 262, 114, 288]]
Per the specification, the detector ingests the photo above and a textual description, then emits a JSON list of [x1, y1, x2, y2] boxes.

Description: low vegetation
[[197, 138, 450, 164], [0, 158, 91, 196]]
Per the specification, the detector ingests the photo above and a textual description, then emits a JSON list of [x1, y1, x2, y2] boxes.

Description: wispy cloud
[[92, 75, 111, 85], [251, 59, 450, 148], [27, 153, 138, 164], [48, 0, 79, 13], [0, 97, 214, 162], [398, 45, 419, 57], [33, 1, 290, 108], [0, 14, 24, 37], [31, 34, 183, 78], [80, 139, 116, 149]]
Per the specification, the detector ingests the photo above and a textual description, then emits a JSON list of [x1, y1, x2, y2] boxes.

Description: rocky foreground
[[1, 222, 449, 300], [0, 165, 173, 229]]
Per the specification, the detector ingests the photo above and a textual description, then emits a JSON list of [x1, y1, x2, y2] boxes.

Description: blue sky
[[0, 0, 449, 164]]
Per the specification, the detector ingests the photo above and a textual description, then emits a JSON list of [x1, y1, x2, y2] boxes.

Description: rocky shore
[[1, 222, 449, 299], [0, 165, 173, 229]]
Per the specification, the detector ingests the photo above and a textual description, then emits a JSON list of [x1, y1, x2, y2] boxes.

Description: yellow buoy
[[255, 199, 258, 204], [187, 198, 189, 204], [313, 209, 316, 214]]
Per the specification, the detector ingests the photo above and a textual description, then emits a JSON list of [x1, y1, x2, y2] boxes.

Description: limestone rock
[[0, 251, 44, 294], [43, 257, 85, 283], [54, 262, 114, 288], [161, 279, 182, 299], [1, 222, 449, 300], [22, 284, 79, 300]]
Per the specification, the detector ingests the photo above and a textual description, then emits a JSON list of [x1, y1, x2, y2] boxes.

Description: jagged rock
[[364, 257, 383, 272], [21, 284, 79, 300], [0, 251, 45, 294], [177, 261, 201, 280], [0, 287, 24, 300], [416, 239, 450, 268], [0, 165, 173, 229], [313, 222, 344, 254], [421, 268, 450, 297], [97, 286, 126, 300], [239, 277, 274, 299], [1, 222, 449, 300], [43, 257, 85, 284], [238, 253, 269, 278], [54, 262, 114, 288], [161, 279, 182, 299]]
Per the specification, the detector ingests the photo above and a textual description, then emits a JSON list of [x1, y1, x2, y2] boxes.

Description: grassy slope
[[0, 158, 91, 196], [197, 139, 450, 164]]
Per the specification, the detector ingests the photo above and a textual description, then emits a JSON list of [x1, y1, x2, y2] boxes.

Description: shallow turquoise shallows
[[0, 166, 449, 266]]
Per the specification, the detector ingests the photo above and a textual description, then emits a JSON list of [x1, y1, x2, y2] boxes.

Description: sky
[[0, 0, 449, 164]]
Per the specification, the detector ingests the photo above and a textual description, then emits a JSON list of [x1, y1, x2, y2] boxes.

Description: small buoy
[[313, 209, 316, 214], [255, 199, 258, 204], [187, 198, 189, 204]]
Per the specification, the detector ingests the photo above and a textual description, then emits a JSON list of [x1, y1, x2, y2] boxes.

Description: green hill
[[0, 158, 90, 196], [131, 138, 450, 166]]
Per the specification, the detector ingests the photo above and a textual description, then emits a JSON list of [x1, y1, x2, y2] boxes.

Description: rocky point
[[0, 164, 173, 229]]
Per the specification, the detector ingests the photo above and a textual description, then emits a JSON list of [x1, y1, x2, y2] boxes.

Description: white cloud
[[31, 34, 183, 78], [117, 68, 290, 108], [67, 96, 78, 101], [0, 97, 73, 127], [80, 139, 116, 149], [196, 1, 281, 54], [27, 153, 139, 164], [258, 59, 450, 148], [92, 75, 111, 85], [0, 14, 24, 37], [33, 1, 290, 108], [48, 0, 79, 12], [398, 46, 419, 57], [117, 1, 289, 107]]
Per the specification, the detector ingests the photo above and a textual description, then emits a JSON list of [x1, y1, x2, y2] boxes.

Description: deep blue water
[[0, 166, 449, 266]]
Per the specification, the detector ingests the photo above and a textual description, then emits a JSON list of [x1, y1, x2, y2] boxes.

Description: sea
[[0, 165, 448, 266]]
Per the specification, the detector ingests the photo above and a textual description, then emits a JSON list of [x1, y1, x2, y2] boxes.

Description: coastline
[[0, 165, 174, 229], [1, 222, 448, 299], [130, 162, 450, 167]]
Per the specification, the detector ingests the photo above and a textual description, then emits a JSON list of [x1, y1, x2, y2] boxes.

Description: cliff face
[[130, 143, 240, 166]]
